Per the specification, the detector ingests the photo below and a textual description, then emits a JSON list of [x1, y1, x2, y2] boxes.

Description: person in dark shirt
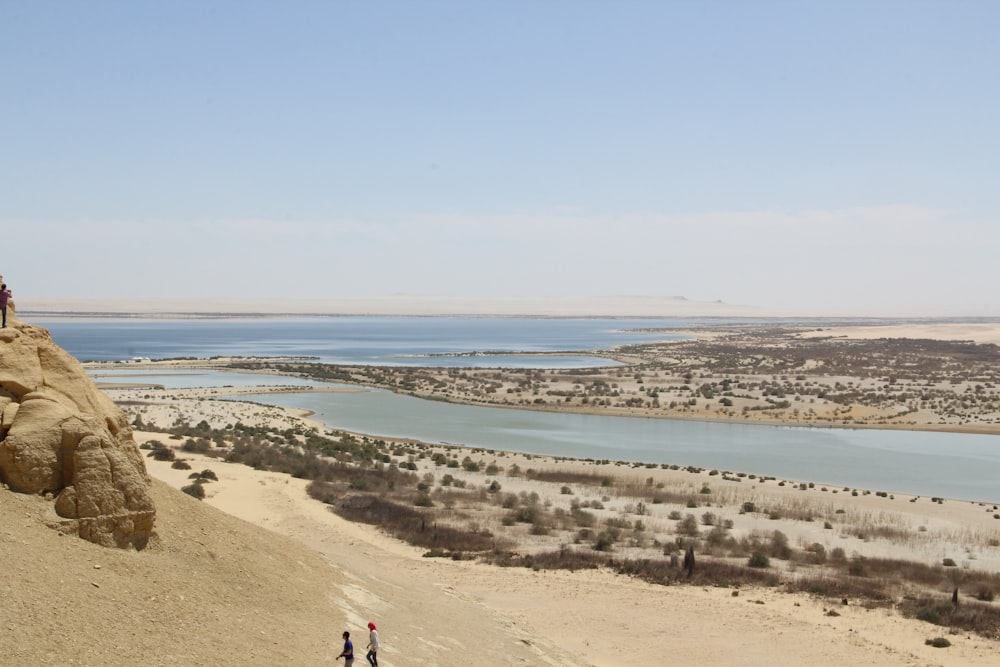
[[0, 283, 12, 328], [336, 630, 354, 666]]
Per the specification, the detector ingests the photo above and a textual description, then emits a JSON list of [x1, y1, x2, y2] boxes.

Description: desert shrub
[[616, 556, 779, 588], [593, 532, 616, 552], [704, 525, 736, 552], [606, 517, 633, 530], [182, 437, 212, 453], [942, 558, 957, 567], [571, 508, 597, 528], [975, 585, 995, 602], [336, 494, 499, 553], [847, 560, 868, 577], [676, 514, 700, 537], [306, 479, 341, 505], [181, 483, 205, 500], [901, 595, 1000, 637], [748, 552, 770, 568], [483, 546, 606, 571], [149, 446, 175, 462], [804, 543, 827, 565], [925, 637, 951, 648], [509, 505, 543, 525], [769, 530, 792, 560], [198, 469, 218, 481], [785, 575, 890, 601], [171, 460, 192, 470]]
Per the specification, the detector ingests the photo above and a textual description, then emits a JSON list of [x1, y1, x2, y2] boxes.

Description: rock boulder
[[0, 321, 155, 549]]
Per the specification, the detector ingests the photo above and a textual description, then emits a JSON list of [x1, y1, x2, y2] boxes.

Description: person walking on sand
[[365, 621, 380, 667], [336, 630, 354, 666], [0, 284, 11, 328]]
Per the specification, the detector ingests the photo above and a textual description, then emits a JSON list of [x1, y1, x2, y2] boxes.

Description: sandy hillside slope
[[6, 453, 1000, 667], [1, 480, 342, 666]]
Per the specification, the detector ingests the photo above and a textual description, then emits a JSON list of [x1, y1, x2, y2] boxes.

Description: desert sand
[[8, 308, 1000, 664], [798, 322, 1000, 346], [117, 385, 1000, 667]]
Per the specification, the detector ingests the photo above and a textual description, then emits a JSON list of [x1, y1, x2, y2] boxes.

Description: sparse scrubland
[[215, 325, 1000, 433], [124, 400, 1000, 640], [90, 323, 1000, 662]]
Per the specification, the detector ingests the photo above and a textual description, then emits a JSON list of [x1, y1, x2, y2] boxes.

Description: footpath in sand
[[143, 427, 1000, 667]]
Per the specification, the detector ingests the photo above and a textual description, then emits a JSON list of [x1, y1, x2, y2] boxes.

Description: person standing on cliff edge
[[0, 283, 12, 328]]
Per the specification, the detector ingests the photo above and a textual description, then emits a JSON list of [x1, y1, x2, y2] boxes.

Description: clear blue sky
[[3, 1, 998, 315]]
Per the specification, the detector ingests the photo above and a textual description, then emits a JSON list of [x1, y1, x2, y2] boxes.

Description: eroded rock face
[[0, 321, 155, 549]]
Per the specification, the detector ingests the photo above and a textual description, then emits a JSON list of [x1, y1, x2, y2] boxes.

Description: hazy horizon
[[4, 2, 997, 316]]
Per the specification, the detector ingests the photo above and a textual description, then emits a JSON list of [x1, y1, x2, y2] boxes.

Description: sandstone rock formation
[[0, 317, 155, 549]]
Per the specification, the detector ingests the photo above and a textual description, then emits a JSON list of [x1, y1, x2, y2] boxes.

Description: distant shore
[[87, 313, 1000, 436], [26, 293, 995, 319]]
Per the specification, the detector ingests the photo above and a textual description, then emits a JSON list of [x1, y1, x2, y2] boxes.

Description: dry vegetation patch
[[121, 403, 1000, 640], [225, 324, 1000, 432]]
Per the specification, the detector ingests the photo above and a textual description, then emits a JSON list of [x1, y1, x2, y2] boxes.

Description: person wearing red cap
[[366, 621, 379, 667]]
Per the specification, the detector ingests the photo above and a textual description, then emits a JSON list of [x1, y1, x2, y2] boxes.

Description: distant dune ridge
[[0, 314, 155, 548], [22, 294, 776, 317]]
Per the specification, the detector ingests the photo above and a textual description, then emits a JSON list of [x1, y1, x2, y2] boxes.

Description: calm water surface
[[43, 316, 692, 367], [60, 317, 1000, 503], [230, 386, 1000, 503]]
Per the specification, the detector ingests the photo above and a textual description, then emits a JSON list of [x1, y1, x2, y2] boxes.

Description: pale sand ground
[[129, 388, 1000, 667], [798, 323, 1000, 346]]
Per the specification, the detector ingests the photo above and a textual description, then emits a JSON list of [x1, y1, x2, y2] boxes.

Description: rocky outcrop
[[0, 318, 155, 549]]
